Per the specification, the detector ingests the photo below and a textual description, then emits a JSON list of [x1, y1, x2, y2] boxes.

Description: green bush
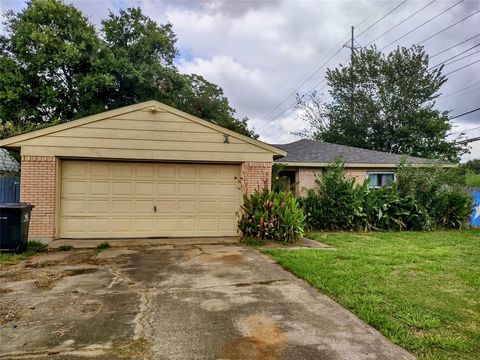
[[238, 189, 306, 243], [300, 160, 472, 231]]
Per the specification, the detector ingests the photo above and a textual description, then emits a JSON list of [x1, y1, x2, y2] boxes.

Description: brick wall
[[298, 168, 322, 196], [241, 162, 272, 195], [20, 156, 56, 241], [346, 169, 368, 184]]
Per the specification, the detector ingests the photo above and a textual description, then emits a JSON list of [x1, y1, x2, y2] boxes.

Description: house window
[[367, 172, 395, 187]]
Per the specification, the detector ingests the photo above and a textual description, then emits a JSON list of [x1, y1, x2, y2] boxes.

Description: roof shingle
[[273, 139, 444, 165]]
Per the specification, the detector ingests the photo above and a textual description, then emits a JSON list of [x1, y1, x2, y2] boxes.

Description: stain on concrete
[[0, 244, 414, 360]]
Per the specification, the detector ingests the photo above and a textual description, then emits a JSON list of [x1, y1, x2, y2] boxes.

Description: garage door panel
[[135, 182, 154, 195], [89, 200, 109, 214], [90, 181, 110, 195], [62, 180, 88, 196], [112, 200, 132, 213], [112, 182, 132, 195], [60, 161, 240, 238]]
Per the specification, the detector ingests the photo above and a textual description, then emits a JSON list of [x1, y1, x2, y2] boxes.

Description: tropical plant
[[238, 189, 305, 243]]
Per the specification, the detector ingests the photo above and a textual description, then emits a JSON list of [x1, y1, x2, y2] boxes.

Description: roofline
[[0, 100, 287, 157], [277, 162, 457, 168]]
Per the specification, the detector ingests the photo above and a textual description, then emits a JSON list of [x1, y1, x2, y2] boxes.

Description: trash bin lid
[[0, 202, 35, 209]]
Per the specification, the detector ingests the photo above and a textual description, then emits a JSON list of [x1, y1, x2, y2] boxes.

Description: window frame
[[367, 171, 396, 188]]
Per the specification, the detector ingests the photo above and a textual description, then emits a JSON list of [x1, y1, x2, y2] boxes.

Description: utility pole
[[343, 26, 357, 125]]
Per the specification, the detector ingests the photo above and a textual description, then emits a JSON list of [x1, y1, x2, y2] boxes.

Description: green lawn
[[264, 230, 480, 360]]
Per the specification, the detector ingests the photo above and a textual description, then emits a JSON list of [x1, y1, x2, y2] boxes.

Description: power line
[[417, 10, 480, 45], [356, 0, 408, 38], [449, 126, 480, 136], [450, 107, 480, 120], [437, 80, 480, 102], [430, 33, 480, 58], [429, 43, 480, 69], [257, 1, 400, 130], [365, 0, 436, 46], [442, 48, 480, 67], [444, 58, 480, 76], [380, 0, 464, 51]]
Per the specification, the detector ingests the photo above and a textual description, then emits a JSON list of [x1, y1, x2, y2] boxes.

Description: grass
[[264, 230, 480, 360], [0, 241, 48, 265], [96, 242, 111, 250], [58, 244, 73, 251]]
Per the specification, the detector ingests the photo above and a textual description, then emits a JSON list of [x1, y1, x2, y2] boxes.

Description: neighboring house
[[274, 139, 453, 195], [0, 148, 19, 176], [0, 101, 285, 242]]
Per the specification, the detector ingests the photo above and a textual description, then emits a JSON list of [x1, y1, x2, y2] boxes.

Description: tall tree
[[0, 1, 256, 138], [298, 46, 465, 162], [0, 0, 113, 128]]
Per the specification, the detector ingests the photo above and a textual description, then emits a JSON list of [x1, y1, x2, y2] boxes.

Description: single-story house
[[273, 139, 452, 195], [0, 100, 451, 242]]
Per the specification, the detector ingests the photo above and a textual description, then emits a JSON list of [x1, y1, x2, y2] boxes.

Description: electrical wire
[[444, 58, 480, 76], [449, 107, 480, 120], [380, 0, 465, 50], [429, 43, 480, 69], [365, 0, 436, 46], [417, 10, 480, 45], [430, 34, 480, 58], [356, 0, 408, 38]]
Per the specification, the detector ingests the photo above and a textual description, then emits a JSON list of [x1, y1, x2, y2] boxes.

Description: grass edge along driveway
[[264, 230, 480, 360]]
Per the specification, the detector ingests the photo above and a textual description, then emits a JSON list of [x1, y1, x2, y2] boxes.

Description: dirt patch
[[34, 272, 66, 289], [0, 300, 26, 324], [223, 314, 287, 360], [0, 287, 13, 293]]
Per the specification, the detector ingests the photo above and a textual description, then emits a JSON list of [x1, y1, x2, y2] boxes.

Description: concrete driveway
[[0, 244, 413, 360]]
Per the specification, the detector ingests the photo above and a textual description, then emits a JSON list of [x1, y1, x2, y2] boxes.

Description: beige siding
[[14, 109, 275, 162]]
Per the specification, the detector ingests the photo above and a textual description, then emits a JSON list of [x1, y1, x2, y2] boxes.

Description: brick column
[[20, 156, 56, 241], [298, 168, 321, 196], [241, 162, 272, 195]]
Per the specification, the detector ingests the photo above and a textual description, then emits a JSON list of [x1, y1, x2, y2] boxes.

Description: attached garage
[[0, 101, 285, 241], [60, 161, 240, 238]]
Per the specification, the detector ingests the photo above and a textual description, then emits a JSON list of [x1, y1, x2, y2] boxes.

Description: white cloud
[[1, 0, 479, 161]]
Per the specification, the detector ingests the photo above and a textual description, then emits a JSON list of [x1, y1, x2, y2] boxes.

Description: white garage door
[[60, 160, 241, 238]]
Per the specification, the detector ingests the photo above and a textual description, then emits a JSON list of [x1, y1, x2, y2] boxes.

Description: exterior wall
[[297, 168, 322, 196], [20, 156, 56, 241], [15, 108, 276, 162], [241, 162, 272, 195], [346, 169, 368, 184]]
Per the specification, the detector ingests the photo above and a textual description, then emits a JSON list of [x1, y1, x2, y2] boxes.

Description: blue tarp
[[471, 191, 480, 228]]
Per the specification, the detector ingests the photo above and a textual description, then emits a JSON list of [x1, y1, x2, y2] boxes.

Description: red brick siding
[[20, 156, 56, 240], [241, 162, 272, 195]]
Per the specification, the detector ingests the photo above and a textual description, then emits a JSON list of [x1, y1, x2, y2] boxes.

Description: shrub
[[300, 160, 472, 231], [238, 189, 306, 243]]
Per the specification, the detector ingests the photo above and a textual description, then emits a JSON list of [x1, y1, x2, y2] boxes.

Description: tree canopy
[[0, 0, 256, 139], [297, 46, 465, 162]]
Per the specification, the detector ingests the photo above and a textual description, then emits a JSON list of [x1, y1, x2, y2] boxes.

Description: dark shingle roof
[[273, 139, 443, 165]]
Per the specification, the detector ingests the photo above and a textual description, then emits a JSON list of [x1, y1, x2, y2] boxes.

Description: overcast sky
[[1, 0, 479, 161]]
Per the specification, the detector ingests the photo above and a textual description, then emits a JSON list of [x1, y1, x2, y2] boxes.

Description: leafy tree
[[461, 159, 480, 174], [298, 46, 465, 162], [0, 1, 256, 139], [0, 0, 113, 130]]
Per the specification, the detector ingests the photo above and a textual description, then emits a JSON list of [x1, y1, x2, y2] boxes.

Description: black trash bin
[[0, 203, 35, 253]]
